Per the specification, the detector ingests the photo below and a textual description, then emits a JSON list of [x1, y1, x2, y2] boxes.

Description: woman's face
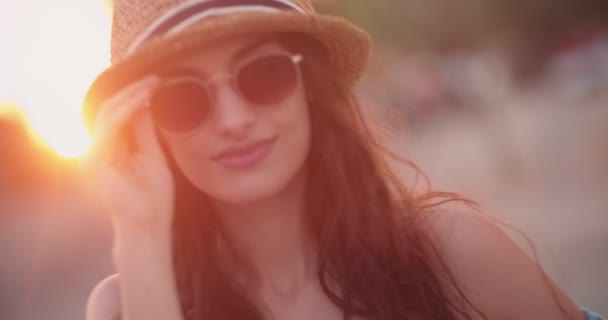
[[153, 34, 311, 204]]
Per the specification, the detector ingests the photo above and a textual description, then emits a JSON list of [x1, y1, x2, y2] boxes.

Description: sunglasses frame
[[151, 51, 304, 133]]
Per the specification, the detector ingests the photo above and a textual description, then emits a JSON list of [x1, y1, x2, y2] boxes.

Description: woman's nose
[[212, 83, 257, 139]]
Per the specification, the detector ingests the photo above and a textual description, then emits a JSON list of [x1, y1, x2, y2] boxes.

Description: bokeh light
[[0, 0, 112, 158]]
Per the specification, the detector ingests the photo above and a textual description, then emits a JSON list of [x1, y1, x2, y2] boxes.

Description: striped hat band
[[127, 0, 305, 54]]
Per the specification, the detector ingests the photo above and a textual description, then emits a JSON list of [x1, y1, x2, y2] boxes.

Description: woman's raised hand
[[82, 75, 175, 232]]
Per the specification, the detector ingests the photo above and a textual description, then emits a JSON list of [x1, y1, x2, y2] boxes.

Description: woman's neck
[[213, 171, 316, 297]]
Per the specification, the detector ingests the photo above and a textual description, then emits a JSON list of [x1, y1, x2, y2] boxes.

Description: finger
[[94, 76, 162, 135], [83, 75, 162, 171], [91, 88, 154, 160], [92, 75, 162, 144], [97, 75, 162, 117], [82, 99, 151, 174], [95, 87, 151, 137], [132, 111, 165, 157], [87, 87, 162, 169]]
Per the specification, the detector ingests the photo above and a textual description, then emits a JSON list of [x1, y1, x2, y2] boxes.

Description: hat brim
[[82, 12, 372, 131]]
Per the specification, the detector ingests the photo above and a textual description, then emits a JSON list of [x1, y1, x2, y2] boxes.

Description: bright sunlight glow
[[0, 0, 112, 158]]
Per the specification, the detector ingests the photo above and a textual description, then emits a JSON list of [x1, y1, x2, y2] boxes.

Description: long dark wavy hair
[[161, 33, 483, 320]]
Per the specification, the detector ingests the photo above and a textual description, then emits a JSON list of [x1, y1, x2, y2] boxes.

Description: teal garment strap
[[584, 309, 605, 320]]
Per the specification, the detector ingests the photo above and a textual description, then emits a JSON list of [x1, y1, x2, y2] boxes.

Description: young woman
[[82, 0, 603, 319]]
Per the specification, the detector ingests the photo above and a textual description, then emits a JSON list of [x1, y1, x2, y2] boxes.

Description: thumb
[[132, 111, 165, 157]]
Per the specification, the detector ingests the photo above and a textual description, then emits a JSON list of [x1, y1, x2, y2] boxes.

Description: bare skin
[[86, 208, 588, 320], [84, 34, 587, 320], [83, 74, 182, 320]]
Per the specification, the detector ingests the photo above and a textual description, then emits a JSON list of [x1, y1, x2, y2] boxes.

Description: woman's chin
[[202, 167, 307, 207], [203, 177, 288, 206], [214, 188, 276, 206]]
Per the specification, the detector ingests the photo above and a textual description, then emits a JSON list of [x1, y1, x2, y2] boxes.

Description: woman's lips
[[213, 137, 276, 169]]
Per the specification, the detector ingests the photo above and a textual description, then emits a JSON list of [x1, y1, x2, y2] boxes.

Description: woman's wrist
[[112, 222, 173, 259], [110, 220, 183, 320], [108, 207, 174, 234]]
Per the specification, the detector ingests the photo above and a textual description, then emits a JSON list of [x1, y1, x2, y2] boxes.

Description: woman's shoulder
[[86, 273, 122, 320], [419, 208, 586, 319], [418, 207, 516, 265]]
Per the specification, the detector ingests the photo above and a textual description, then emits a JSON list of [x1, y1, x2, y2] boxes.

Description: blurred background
[[1, 0, 607, 318]]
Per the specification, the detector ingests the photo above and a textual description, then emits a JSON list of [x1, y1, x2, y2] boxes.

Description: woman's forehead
[[156, 33, 286, 73]]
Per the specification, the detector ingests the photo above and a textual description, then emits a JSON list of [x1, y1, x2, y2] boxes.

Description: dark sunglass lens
[[238, 55, 298, 106], [149, 80, 209, 132]]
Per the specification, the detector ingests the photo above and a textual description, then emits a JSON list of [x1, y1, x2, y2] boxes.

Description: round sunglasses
[[149, 52, 303, 133]]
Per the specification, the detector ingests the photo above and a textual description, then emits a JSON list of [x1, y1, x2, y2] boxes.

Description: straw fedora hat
[[82, 0, 372, 130]]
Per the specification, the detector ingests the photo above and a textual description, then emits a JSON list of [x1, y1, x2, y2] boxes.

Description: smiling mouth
[[213, 137, 276, 169]]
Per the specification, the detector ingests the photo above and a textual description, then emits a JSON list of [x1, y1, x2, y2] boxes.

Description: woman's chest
[[258, 281, 363, 320]]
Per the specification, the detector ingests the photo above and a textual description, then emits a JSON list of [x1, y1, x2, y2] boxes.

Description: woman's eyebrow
[[229, 36, 281, 65], [154, 36, 282, 76]]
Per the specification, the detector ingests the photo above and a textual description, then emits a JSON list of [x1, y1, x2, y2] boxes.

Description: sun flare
[[0, 1, 112, 158]]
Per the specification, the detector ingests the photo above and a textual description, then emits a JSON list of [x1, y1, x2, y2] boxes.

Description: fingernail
[[140, 75, 161, 89], [142, 75, 162, 100]]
